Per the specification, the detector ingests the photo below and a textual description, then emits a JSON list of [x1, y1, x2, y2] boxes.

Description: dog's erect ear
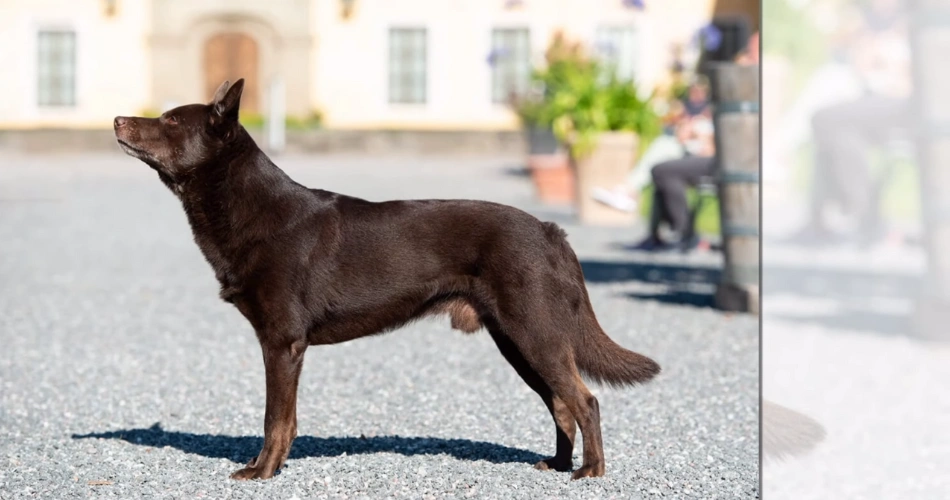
[[211, 78, 244, 121], [210, 80, 231, 105]]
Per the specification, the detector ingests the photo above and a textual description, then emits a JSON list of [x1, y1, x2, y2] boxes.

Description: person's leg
[[625, 134, 686, 192], [651, 156, 716, 240], [852, 97, 912, 243], [807, 106, 836, 231], [811, 103, 875, 225], [800, 96, 909, 242], [592, 134, 685, 213], [627, 186, 672, 252]]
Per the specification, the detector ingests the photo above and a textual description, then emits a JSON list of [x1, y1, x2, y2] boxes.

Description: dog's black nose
[[114, 116, 128, 128]]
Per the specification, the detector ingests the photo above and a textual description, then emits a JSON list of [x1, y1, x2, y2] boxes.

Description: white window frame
[[489, 27, 531, 105], [593, 24, 641, 83], [26, 18, 84, 117], [387, 26, 428, 105], [36, 28, 78, 108]]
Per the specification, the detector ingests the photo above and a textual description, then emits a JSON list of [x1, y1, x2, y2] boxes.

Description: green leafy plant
[[525, 32, 662, 158], [602, 74, 664, 155], [509, 85, 547, 129], [137, 107, 324, 130], [285, 109, 325, 130], [544, 64, 662, 158], [762, 0, 829, 93], [509, 31, 590, 130], [239, 109, 325, 130], [239, 112, 265, 129]]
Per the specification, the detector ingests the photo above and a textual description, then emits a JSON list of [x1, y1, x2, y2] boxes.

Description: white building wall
[[0, 0, 151, 129], [311, 0, 717, 130], [0, 0, 720, 130]]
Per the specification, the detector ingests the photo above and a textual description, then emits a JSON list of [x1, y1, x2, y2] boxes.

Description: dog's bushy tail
[[762, 400, 826, 461], [540, 222, 661, 387], [573, 329, 661, 387]]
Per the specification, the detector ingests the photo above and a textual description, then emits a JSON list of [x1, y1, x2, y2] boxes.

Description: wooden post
[[910, 0, 950, 339], [710, 63, 759, 314]]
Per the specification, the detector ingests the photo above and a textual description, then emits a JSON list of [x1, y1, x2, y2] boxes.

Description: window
[[490, 28, 530, 104], [388, 28, 427, 104], [37, 30, 77, 107], [594, 26, 639, 82]]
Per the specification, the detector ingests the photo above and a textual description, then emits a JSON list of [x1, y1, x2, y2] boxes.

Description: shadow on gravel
[[500, 164, 530, 178], [765, 264, 920, 337], [581, 260, 719, 308], [580, 260, 720, 286], [770, 309, 911, 337], [764, 264, 919, 302], [624, 291, 715, 308], [73, 423, 545, 465]]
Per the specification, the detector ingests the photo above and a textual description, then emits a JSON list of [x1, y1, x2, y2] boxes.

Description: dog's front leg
[[231, 338, 307, 480]]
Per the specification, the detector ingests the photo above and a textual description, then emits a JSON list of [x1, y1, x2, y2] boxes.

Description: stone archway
[[203, 32, 260, 114]]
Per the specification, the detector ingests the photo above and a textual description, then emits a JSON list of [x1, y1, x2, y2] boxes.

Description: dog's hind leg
[[488, 329, 576, 472], [552, 370, 605, 480], [499, 323, 606, 480]]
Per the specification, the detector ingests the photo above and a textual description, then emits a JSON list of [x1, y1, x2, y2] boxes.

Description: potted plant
[[510, 85, 574, 205], [507, 31, 589, 205], [511, 85, 558, 155], [542, 53, 662, 226]]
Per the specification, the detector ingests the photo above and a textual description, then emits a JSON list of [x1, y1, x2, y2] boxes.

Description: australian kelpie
[[113, 79, 661, 481]]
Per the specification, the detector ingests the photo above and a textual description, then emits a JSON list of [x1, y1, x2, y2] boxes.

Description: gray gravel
[[0, 153, 758, 499]]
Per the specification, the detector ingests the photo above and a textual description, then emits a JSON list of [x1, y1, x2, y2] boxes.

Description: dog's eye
[[165, 116, 178, 125]]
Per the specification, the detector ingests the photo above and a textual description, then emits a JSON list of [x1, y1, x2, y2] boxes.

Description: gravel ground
[[0, 153, 758, 499]]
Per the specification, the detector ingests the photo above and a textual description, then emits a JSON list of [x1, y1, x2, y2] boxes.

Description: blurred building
[[0, 0, 757, 131]]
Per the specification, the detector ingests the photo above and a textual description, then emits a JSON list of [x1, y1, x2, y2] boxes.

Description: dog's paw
[[230, 466, 275, 481], [570, 462, 605, 480], [534, 457, 573, 472]]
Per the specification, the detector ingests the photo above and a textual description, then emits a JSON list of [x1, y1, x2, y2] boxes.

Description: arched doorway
[[203, 32, 260, 114]]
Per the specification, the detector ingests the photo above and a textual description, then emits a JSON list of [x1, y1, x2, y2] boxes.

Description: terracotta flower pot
[[528, 154, 575, 205]]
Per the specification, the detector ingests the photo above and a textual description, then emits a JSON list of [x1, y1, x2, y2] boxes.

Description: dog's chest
[[181, 204, 239, 292], [193, 233, 229, 272]]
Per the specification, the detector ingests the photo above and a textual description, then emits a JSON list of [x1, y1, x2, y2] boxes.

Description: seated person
[[591, 110, 715, 252], [635, 114, 716, 252], [783, 4, 911, 247], [591, 78, 712, 213], [597, 32, 759, 253]]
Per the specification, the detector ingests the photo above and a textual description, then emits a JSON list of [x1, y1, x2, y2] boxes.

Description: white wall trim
[[26, 16, 87, 120], [379, 19, 434, 115]]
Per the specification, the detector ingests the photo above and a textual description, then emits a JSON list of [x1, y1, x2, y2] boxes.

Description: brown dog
[[113, 79, 660, 481]]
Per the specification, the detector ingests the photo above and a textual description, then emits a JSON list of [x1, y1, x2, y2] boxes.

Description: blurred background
[[763, 0, 950, 497], [0, 0, 754, 132], [0, 0, 762, 265]]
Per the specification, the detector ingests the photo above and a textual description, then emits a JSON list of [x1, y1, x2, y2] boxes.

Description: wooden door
[[203, 32, 259, 114]]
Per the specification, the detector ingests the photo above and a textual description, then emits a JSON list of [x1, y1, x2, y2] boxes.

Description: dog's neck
[[173, 134, 313, 294]]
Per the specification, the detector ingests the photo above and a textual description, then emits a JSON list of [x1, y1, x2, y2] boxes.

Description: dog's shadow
[[72, 423, 545, 465]]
